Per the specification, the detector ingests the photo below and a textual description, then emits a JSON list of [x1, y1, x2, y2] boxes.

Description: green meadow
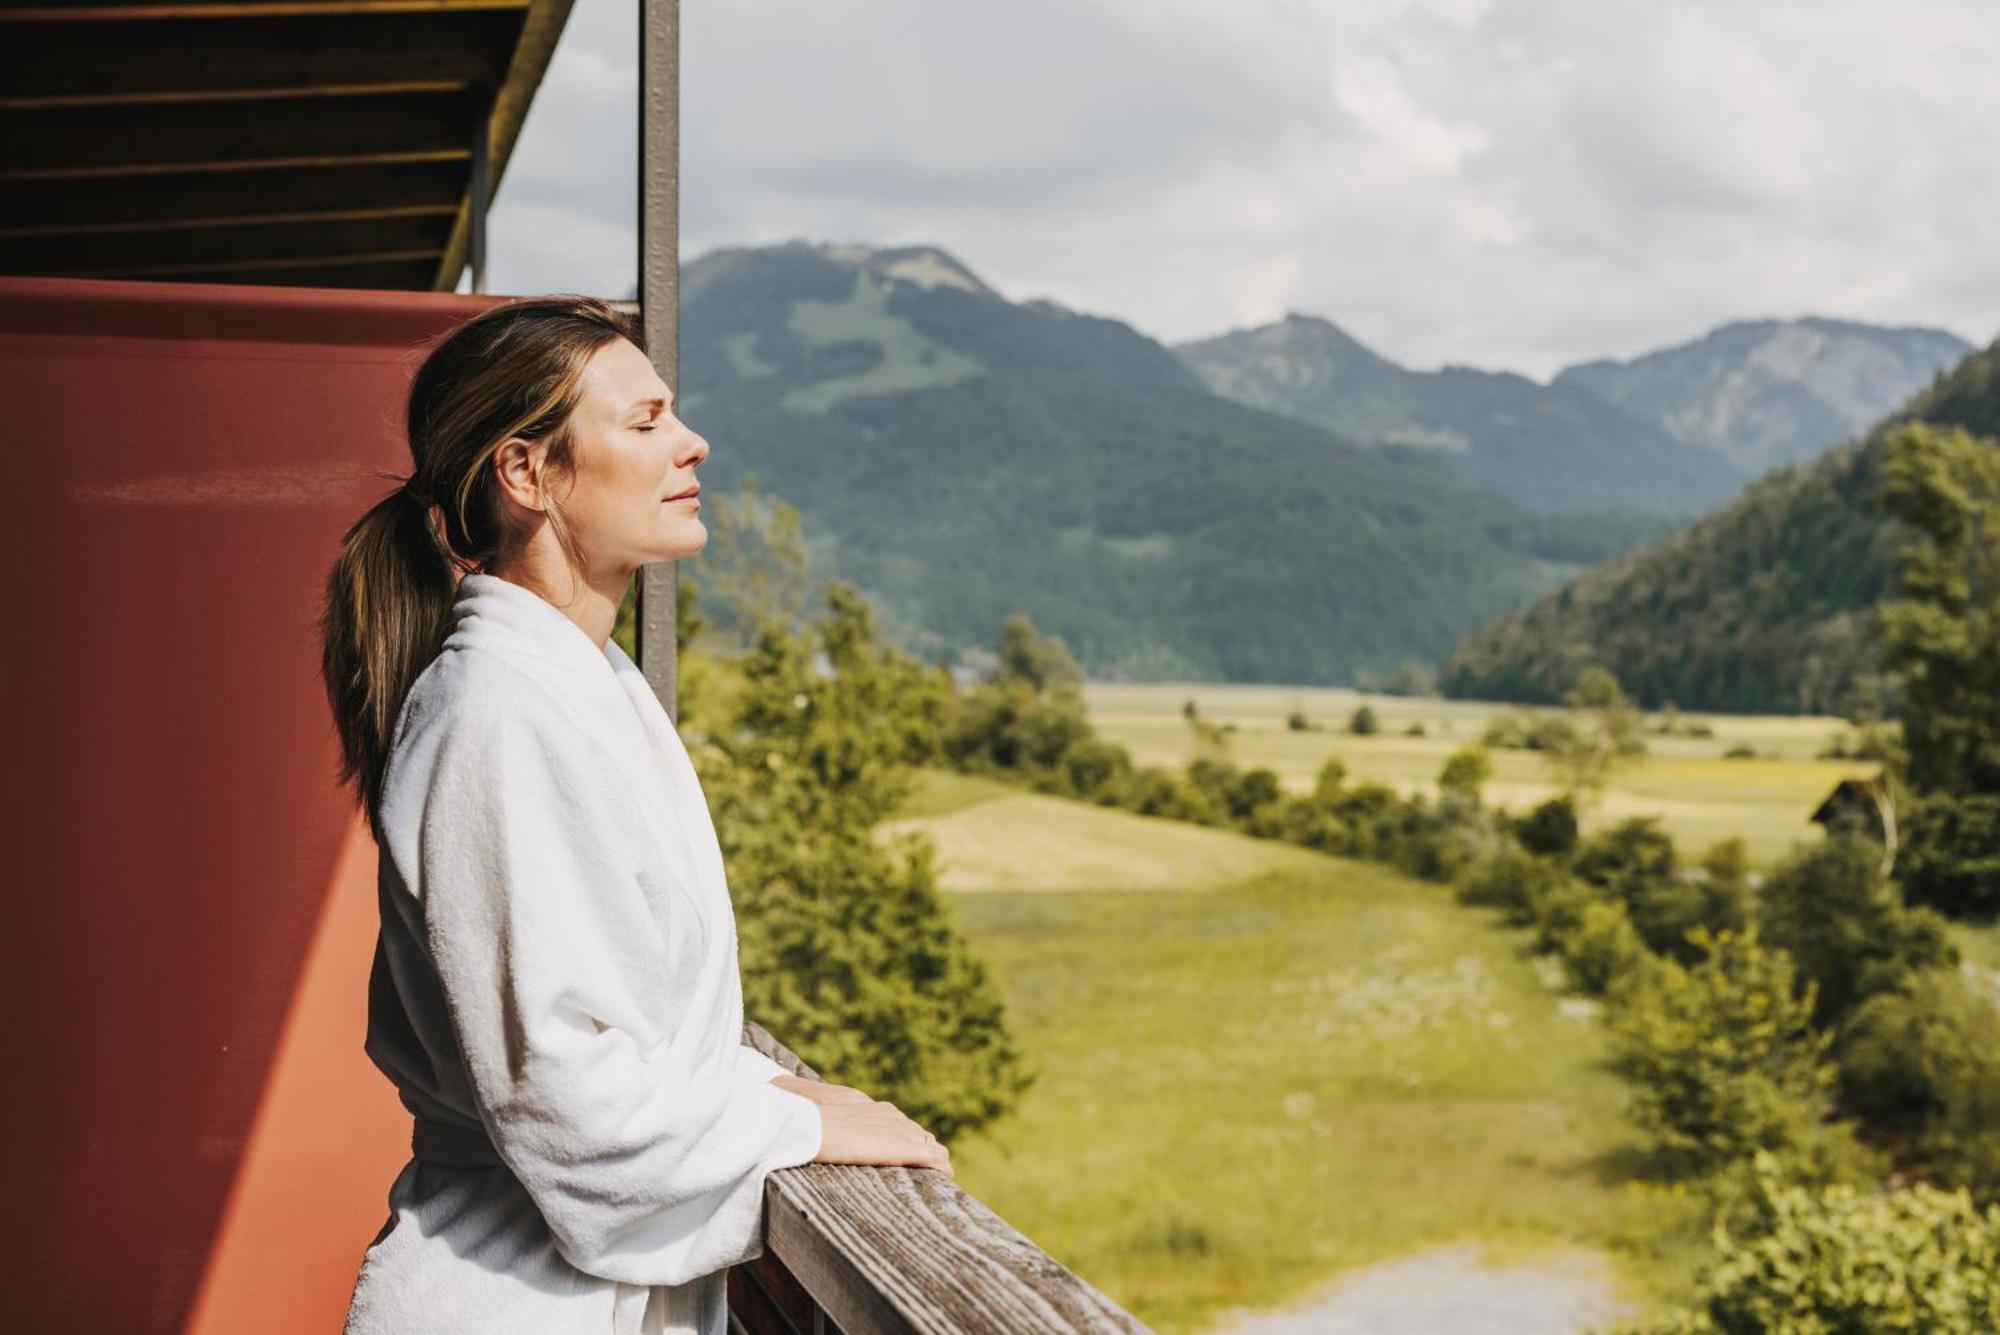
[[1085, 682, 1872, 870], [886, 770, 1707, 1333]]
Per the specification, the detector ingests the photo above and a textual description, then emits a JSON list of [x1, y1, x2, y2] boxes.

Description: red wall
[[1, 276, 507, 1332]]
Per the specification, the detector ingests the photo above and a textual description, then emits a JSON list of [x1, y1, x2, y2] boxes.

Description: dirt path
[[1206, 1243, 1637, 1335]]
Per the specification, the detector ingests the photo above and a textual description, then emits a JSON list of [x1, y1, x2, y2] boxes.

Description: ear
[[490, 435, 548, 514]]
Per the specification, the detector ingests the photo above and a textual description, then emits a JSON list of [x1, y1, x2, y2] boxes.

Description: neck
[[483, 548, 632, 651]]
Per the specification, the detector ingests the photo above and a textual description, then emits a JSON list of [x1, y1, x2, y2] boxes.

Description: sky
[[480, 0, 1998, 380]]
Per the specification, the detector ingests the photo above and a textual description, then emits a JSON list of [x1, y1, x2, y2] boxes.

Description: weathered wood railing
[[732, 1021, 1149, 1334]]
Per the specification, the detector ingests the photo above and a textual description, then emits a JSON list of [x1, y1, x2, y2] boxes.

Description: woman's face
[[549, 335, 710, 572]]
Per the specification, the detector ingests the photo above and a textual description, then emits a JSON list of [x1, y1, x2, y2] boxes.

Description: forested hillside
[[678, 241, 1643, 684], [1440, 336, 2000, 712]]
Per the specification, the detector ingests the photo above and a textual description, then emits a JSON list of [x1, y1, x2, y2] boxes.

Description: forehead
[[579, 337, 670, 412]]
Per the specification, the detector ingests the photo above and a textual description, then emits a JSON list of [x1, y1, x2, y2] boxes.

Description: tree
[[705, 587, 1030, 1143], [1756, 832, 1957, 1029], [1438, 743, 1493, 804], [1606, 928, 1848, 1179], [945, 612, 1100, 786], [1541, 665, 1647, 810], [683, 473, 811, 649], [1877, 422, 2000, 915]]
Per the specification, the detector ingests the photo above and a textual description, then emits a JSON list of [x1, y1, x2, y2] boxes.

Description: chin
[[665, 521, 708, 559]]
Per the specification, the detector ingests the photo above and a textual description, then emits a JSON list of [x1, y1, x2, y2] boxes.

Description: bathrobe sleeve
[[735, 1042, 791, 1085], [416, 692, 825, 1287]]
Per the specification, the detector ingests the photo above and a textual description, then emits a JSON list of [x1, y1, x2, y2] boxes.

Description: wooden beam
[[2, 212, 453, 274], [0, 10, 519, 102], [0, 3, 528, 20], [66, 247, 446, 280], [0, 159, 466, 231], [0, 89, 481, 178], [2, 149, 466, 184], [90, 255, 446, 288]]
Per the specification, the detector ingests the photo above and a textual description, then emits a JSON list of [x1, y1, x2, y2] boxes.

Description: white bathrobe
[[344, 571, 824, 1335]]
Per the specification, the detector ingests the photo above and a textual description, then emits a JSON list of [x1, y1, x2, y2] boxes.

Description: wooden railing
[[732, 1022, 1149, 1334]]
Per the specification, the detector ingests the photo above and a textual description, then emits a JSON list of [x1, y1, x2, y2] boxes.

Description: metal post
[[469, 85, 493, 295], [636, 0, 680, 722]]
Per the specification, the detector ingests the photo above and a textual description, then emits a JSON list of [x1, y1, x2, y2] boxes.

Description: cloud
[[489, 0, 1996, 377]]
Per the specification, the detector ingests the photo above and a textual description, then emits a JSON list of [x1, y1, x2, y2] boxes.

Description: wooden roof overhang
[[0, 0, 576, 290]]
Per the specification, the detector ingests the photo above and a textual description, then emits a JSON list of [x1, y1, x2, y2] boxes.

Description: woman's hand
[[770, 1076, 952, 1178], [770, 1074, 873, 1106]]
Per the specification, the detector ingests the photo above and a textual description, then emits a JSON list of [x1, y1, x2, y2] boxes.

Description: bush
[[1757, 831, 1958, 1028], [1269, 794, 1350, 854], [1437, 743, 1492, 804], [1120, 765, 1181, 817], [1348, 703, 1379, 735], [1839, 970, 2000, 1202], [1454, 847, 1564, 926], [1632, 1151, 2000, 1334], [1899, 792, 2000, 918], [1059, 735, 1133, 804], [1311, 756, 1349, 804], [1556, 897, 1654, 997], [1577, 817, 1747, 963], [1512, 796, 1580, 859], [1605, 928, 1845, 1179]]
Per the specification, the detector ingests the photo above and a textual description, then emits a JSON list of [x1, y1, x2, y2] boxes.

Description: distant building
[[1811, 776, 1898, 867]]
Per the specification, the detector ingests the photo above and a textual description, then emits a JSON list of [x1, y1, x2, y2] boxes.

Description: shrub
[[1839, 970, 2000, 1202], [1899, 792, 2000, 918], [1121, 765, 1181, 817], [1757, 832, 1958, 1028], [1349, 703, 1379, 735], [1605, 928, 1845, 1179], [1557, 897, 1653, 997], [1577, 817, 1747, 963], [1311, 756, 1349, 804], [1632, 1151, 2000, 1334], [1059, 735, 1133, 804], [1512, 796, 1580, 859], [1437, 743, 1493, 804], [1454, 847, 1564, 926]]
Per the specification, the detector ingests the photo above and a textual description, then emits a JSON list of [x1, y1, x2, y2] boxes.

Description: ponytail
[[320, 482, 460, 842]]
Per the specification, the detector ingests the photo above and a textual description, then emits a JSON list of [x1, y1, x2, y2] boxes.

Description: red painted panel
[[1, 276, 507, 1333]]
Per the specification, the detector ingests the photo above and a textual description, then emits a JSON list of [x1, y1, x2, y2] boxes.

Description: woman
[[320, 295, 951, 1335]]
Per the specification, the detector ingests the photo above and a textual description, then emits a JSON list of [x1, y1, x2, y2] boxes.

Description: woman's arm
[[415, 692, 824, 1286]]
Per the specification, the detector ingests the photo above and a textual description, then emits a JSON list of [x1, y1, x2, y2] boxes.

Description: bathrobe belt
[[411, 1114, 507, 1170]]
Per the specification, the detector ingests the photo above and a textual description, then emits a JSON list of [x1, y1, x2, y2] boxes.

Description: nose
[[679, 423, 710, 467]]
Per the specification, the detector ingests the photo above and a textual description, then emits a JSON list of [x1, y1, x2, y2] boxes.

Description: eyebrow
[[626, 394, 672, 417]]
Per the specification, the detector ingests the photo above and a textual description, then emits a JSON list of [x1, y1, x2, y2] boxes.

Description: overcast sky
[[480, 0, 1996, 380]]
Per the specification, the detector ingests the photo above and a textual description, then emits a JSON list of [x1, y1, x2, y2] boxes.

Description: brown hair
[[319, 294, 644, 837]]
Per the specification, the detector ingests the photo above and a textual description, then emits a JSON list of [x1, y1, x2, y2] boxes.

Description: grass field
[[1085, 681, 1873, 870], [887, 770, 1706, 1333]]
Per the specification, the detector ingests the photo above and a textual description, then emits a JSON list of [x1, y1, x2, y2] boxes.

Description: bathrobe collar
[[445, 571, 730, 941]]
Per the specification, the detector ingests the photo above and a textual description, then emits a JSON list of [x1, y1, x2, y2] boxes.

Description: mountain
[[1554, 317, 1972, 479], [1174, 313, 1747, 517], [676, 241, 1651, 684], [1439, 336, 2000, 714]]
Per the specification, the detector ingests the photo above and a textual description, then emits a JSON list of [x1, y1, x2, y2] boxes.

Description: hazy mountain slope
[[1175, 314, 1747, 518], [1554, 317, 1973, 478], [1440, 335, 2000, 713], [678, 242, 1633, 684]]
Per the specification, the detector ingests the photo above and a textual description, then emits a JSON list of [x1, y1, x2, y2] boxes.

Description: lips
[[664, 483, 701, 502]]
